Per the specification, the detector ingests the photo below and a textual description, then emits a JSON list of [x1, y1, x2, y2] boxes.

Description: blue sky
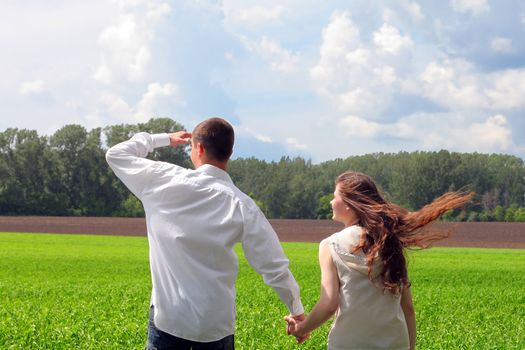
[[1, 0, 524, 162]]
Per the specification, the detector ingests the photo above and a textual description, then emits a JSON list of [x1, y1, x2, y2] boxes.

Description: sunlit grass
[[0, 233, 523, 349]]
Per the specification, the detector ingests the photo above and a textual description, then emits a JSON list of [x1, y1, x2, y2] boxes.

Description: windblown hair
[[193, 117, 234, 162], [336, 171, 474, 295]]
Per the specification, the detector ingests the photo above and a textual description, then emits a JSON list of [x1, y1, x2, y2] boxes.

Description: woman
[[285, 171, 473, 349]]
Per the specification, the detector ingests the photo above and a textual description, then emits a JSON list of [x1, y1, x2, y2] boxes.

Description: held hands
[[168, 131, 192, 147], [284, 314, 310, 344]]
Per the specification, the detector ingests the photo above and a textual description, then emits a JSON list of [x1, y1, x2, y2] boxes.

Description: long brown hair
[[336, 171, 474, 295]]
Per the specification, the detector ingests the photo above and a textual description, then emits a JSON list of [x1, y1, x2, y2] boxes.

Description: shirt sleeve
[[240, 203, 304, 316], [105, 132, 171, 198]]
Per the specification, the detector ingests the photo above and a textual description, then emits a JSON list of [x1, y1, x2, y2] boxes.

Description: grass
[[0, 232, 523, 349]]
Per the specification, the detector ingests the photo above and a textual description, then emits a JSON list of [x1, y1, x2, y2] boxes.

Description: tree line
[[1, 118, 524, 221]]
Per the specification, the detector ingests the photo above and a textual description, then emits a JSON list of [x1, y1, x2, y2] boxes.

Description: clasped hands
[[284, 314, 310, 344]]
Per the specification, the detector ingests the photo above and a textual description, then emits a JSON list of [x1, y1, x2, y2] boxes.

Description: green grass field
[[0, 232, 523, 349]]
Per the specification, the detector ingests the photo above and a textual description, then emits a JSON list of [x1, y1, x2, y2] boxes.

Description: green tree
[[514, 208, 525, 222], [50, 125, 90, 215], [504, 205, 517, 222], [316, 193, 334, 219], [0, 128, 66, 215], [248, 192, 269, 216], [116, 194, 145, 217], [493, 205, 505, 221]]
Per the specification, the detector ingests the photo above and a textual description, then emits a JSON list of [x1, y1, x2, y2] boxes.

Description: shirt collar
[[195, 164, 233, 183]]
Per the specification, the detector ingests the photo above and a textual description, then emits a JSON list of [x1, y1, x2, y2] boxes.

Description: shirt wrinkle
[[106, 132, 303, 342]]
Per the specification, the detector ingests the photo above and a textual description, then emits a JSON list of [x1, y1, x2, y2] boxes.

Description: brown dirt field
[[1, 216, 524, 248]]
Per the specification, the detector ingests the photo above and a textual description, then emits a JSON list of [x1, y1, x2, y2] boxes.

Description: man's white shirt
[[106, 132, 304, 342]]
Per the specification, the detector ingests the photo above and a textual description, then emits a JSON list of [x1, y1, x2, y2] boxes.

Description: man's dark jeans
[[145, 307, 234, 350]]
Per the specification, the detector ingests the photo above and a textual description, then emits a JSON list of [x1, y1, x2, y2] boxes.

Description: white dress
[[327, 226, 409, 350]]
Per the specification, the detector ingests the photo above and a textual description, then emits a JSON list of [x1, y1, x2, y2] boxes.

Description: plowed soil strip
[[1, 217, 524, 249]]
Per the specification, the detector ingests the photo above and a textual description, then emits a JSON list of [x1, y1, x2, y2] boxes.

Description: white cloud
[[418, 60, 487, 110], [310, 11, 362, 96], [98, 82, 181, 123], [310, 13, 405, 116], [345, 48, 370, 66], [490, 37, 513, 53], [373, 23, 414, 55], [340, 115, 382, 137], [310, 10, 360, 85], [450, 0, 490, 16], [2, 1, 525, 162], [383, 2, 424, 24], [100, 92, 133, 119], [18, 80, 45, 95], [224, 4, 287, 25], [94, 13, 150, 83], [242, 127, 273, 143], [323, 11, 360, 55], [401, 1, 424, 22], [373, 66, 397, 85], [337, 89, 373, 114], [286, 137, 307, 150], [485, 69, 525, 109], [145, 2, 171, 21], [404, 114, 512, 153], [254, 134, 273, 143], [463, 114, 512, 151], [135, 82, 181, 120], [340, 112, 513, 153], [416, 60, 525, 112], [94, 1, 170, 84], [244, 36, 299, 73], [234, 125, 275, 145]]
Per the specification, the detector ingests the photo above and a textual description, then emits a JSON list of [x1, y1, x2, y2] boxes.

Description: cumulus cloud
[[373, 23, 414, 55], [406, 114, 511, 152], [3, 1, 525, 162], [415, 59, 525, 112], [18, 80, 45, 95], [99, 82, 182, 122], [340, 115, 382, 137], [373, 66, 397, 85], [490, 37, 513, 53], [340, 112, 513, 153], [450, 0, 490, 16], [401, 1, 425, 21], [286, 137, 307, 150], [316, 11, 360, 63], [310, 12, 407, 116], [253, 134, 273, 143], [135, 83, 181, 120], [418, 60, 487, 110], [241, 127, 273, 143], [310, 11, 361, 94], [337, 89, 374, 114], [485, 69, 525, 109], [383, 2, 424, 23], [100, 92, 133, 119], [464, 114, 512, 151], [94, 1, 171, 84], [223, 4, 287, 25], [243, 36, 299, 73]]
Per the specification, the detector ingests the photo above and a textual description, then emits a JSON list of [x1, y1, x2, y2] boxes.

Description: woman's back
[[327, 226, 409, 350]]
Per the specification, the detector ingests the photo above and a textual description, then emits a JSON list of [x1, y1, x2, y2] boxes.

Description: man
[[106, 117, 304, 349]]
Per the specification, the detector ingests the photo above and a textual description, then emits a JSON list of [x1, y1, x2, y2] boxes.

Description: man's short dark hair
[[193, 118, 234, 162]]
